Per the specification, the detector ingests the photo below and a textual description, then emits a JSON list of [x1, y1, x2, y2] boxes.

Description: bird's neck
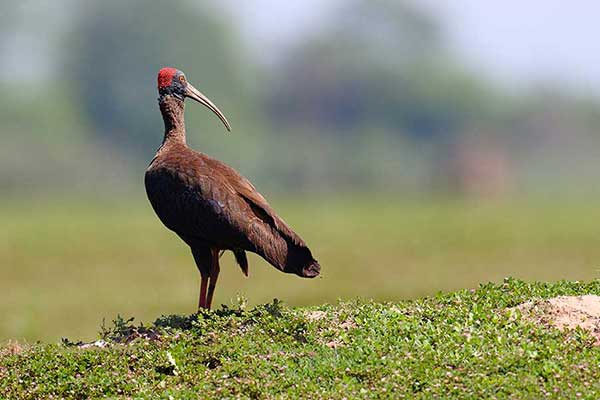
[[159, 95, 187, 145]]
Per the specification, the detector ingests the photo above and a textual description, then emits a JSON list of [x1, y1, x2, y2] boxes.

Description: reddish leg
[[192, 247, 211, 310], [198, 274, 208, 309], [206, 248, 221, 310]]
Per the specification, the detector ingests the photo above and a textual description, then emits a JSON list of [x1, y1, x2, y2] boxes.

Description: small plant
[[264, 298, 284, 318], [153, 314, 195, 331], [99, 314, 136, 341]]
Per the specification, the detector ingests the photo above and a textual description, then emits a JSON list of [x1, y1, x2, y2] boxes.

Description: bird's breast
[[145, 162, 219, 237]]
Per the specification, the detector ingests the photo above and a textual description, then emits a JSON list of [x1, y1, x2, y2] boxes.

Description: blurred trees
[[64, 0, 249, 155], [267, 0, 494, 140], [264, 0, 509, 192], [1, 0, 600, 197]]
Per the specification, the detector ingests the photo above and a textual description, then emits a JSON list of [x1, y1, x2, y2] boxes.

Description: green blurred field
[[2, 196, 600, 342]]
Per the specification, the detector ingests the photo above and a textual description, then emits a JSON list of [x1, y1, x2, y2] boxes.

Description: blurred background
[[2, 0, 600, 341]]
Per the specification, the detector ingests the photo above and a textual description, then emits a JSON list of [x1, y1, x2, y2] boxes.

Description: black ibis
[[145, 67, 320, 309]]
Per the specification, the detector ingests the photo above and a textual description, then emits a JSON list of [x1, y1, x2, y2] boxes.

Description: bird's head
[[157, 67, 231, 132]]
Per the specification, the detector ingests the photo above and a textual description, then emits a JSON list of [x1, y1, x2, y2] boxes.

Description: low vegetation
[[2, 279, 600, 398]]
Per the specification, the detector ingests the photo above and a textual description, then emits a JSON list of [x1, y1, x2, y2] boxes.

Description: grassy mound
[[2, 279, 600, 398]]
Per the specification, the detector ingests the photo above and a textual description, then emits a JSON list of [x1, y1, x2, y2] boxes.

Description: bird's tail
[[233, 248, 249, 277], [284, 244, 320, 278]]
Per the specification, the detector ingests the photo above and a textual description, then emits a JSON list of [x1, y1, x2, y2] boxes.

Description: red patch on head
[[158, 67, 178, 89]]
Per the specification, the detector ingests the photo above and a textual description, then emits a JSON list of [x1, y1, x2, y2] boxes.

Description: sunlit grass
[[4, 280, 600, 398], [2, 195, 600, 341]]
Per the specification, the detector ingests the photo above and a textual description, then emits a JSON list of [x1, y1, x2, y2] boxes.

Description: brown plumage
[[145, 67, 320, 309]]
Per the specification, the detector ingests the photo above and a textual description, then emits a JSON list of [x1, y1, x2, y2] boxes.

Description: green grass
[[2, 279, 600, 399], [2, 196, 600, 342]]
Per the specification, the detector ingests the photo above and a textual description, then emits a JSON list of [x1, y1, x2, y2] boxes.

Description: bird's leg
[[191, 247, 211, 310], [198, 273, 209, 309], [206, 248, 221, 309]]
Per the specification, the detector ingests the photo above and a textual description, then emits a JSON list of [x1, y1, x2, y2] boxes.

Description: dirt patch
[[0, 340, 25, 356], [512, 295, 600, 344], [305, 311, 327, 322], [303, 309, 357, 349]]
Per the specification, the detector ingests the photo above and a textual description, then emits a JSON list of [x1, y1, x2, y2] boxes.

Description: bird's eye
[[179, 75, 186, 84]]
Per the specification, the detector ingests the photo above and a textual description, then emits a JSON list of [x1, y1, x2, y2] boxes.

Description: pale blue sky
[[3, 1, 600, 94], [222, 0, 600, 94]]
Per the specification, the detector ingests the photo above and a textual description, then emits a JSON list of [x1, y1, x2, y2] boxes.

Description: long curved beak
[[185, 83, 231, 132]]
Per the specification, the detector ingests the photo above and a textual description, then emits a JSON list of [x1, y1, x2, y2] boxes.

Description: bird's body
[[145, 68, 320, 309]]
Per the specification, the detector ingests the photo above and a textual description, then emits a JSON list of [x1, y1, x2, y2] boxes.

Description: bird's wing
[[205, 157, 307, 248]]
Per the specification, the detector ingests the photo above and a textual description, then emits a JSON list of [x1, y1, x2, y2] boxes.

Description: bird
[[145, 67, 321, 310]]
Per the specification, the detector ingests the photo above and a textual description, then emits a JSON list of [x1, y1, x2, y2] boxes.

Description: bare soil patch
[[512, 295, 600, 344]]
